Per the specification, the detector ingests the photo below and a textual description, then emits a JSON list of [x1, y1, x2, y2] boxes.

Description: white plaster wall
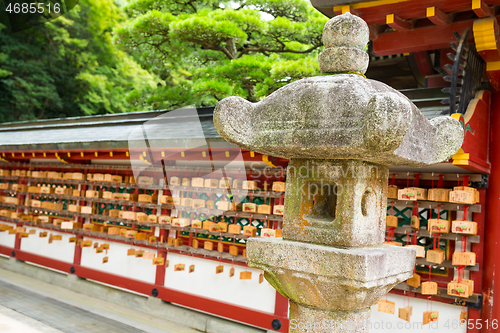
[[80, 238, 156, 284], [20, 227, 76, 264], [369, 293, 466, 333], [0, 221, 16, 248], [164, 253, 276, 313]]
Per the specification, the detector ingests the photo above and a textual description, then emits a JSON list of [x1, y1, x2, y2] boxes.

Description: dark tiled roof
[[0, 107, 232, 151]]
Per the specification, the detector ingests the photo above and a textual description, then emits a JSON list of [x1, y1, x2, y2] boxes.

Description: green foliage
[[115, 0, 327, 108], [0, 0, 157, 121]]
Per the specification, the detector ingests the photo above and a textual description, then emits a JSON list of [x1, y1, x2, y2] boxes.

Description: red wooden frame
[[0, 243, 288, 332]]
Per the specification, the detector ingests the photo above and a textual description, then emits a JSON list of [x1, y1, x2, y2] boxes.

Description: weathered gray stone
[[213, 12, 464, 333], [248, 238, 415, 311], [214, 75, 463, 166], [289, 304, 370, 333], [318, 47, 369, 74], [283, 159, 388, 247], [322, 13, 369, 50]]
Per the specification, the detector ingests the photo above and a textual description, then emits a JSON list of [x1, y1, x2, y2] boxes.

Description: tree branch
[[238, 44, 321, 57]]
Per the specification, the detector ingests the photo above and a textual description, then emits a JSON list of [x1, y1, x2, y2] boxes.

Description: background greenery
[[0, 0, 327, 121]]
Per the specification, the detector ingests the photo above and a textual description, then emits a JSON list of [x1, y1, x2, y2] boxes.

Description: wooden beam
[[386, 13, 413, 31], [473, 0, 495, 18], [373, 19, 477, 56], [333, 5, 359, 16], [426, 7, 453, 25]]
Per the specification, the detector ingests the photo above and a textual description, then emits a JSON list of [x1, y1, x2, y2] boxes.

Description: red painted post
[[274, 291, 288, 317], [481, 90, 500, 332], [468, 188, 486, 333]]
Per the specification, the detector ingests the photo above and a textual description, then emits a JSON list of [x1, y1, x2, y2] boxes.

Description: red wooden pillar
[[468, 188, 486, 333], [274, 292, 288, 318], [481, 89, 500, 331]]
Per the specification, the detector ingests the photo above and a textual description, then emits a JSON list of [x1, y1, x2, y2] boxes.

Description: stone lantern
[[214, 13, 463, 333]]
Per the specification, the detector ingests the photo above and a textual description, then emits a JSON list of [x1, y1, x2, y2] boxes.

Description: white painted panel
[[0, 222, 16, 248], [20, 227, 75, 264], [164, 253, 276, 313], [80, 238, 156, 284], [369, 293, 466, 333]]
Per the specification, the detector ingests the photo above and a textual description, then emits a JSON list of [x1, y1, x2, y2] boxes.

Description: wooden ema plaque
[[81, 240, 92, 247], [452, 220, 478, 235], [428, 219, 450, 233], [216, 265, 224, 274], [202, 221, 215, 230], [451, 278, 474, 297], [243, 226, 257, 237], [189, 264, 195, 273], [217, 242, 224, 253], [153, 257, 164, 266], [219, 177, 232, 189], [204, 241, 214, 251], [210, 222, 228, 233], [386, 215, 398, 227], [426, 249, 445, 264], [96, 246, 104, 254], [169, 176, 180, 186], [398, 306, 412, 322], [388, 185, 398, 199], [449, 190, 475, 205], [192, 239, 199, 249], [191, 177, 204, 187], [410, 215, 420, 229], [228, 224, 241, 234], [242, 180, 258, 190], [257, 204, 272, 214], [158, 215, 171, 224], [167, 237, 175, 246], [398, 187, 427, 201], [174, 238, 183, 247], [174, 264, 185, 271], [135, 250, 144, 258], [377, 300, 395, 314], [405, 245, 425, 258], [204, 178, 219, 188], [452, 251, 476, 266], [272, 181, 286, 192], [39, 231, 48, 238], [461, 311, 467, 321], [160, 196, 173, 205], [259, 273, 264, 284], [102, 257, 108, 264], [421, 281, 438, 295], [261, 228, 277, 237], [135, 232, 147, 240], [423, 311, 439, 325], [181, 198, 192, 207], [273, 205, 284, 215], [447, 282, 470, 298], [192, 199, 205, 209], [242, 203, 257, 213], [406, 273, 421, 288], [229, 267, 235, 277], [240, 271, 252, 280], [229, 246, 238, 256], [428, 188, 451, 202]]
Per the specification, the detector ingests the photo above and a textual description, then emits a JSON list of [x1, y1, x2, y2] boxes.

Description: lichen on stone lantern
[[214, 12, 463, 333]]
